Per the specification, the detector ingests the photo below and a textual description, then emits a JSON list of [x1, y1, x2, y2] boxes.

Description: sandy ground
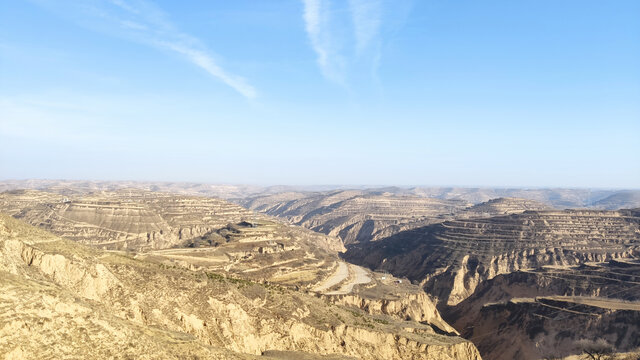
[[312, 261, 349, 292], [325, 265, 372, 295]]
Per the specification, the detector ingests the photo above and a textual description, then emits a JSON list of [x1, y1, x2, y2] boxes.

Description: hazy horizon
[[1, 1, 639, 188], [2, 178, 639, 191]]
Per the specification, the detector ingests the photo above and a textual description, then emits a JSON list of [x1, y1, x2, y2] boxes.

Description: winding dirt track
[[312, 261, 349, 292], [325, 265, 372, 295]]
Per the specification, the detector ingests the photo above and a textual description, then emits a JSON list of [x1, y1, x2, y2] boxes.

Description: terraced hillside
[[240, 190, 470, 245], [0, 189, 343, 253], [444, 260, 640, 359], [0, 214, 482, 360], [343, 209, 640, 306], [460, 197, 551, 217], [138, 218, 346, 288]]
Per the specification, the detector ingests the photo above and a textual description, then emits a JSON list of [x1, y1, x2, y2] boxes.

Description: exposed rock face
[[322, 290, 456, 335], [344, 209, 640, 306], [240, 190, 469, 245], [0, 214, 481, 360], [444, 261, 640, 359]]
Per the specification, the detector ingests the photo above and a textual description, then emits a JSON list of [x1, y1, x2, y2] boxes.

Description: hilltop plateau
[[460, 197, 551, 217], [240, 190, 639, 247]]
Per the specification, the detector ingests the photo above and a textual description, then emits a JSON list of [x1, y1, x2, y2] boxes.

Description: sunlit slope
[[0, 189, 344, 252], [0, 214, 481, 360]]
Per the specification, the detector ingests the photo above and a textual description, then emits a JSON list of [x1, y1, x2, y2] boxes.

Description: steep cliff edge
[[0, 214, 481, 360], [321, 289, 457, 335], [442, 261, 640, 359]]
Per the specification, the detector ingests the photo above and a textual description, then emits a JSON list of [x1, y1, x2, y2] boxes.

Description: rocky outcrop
[[322, 291, 457, 335], [0, 214, 482, 360]]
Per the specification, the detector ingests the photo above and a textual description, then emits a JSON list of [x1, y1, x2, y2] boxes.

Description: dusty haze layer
[[2, 180, 639, 208]]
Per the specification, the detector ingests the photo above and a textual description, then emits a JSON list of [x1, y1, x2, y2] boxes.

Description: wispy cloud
[[35, 0, 257, 98], [349, 0, 382, 55], [164, 44, 257, 99], [301, 0, 383, 86], [302, 0, 346, 84]]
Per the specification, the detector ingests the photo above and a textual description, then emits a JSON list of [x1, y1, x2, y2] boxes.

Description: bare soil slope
[[444, 261, 640, 359], [240, 190, 469, 245], [0, 214, 481, 360], [344, 209, 640, 306]]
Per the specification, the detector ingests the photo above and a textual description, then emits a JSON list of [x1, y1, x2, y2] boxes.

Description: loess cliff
[[0, 213, 481, 360], [343, 209, 640, 306], [444, 261, 640, 359]]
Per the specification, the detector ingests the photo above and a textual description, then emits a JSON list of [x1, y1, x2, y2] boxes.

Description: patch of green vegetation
[[355, 321, 374, 329], [204, 272, 264, 290], [205, 272, 226, 282], [373, 318, 389, 325]]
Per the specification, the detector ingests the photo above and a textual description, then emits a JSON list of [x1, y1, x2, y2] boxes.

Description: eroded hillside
[[461, 197, 551, 217], [0, 189, 343, 254], [0, 213, 481, 360], [240, 190, 470, 245], [444, 260, 640, 359], [343, 209, 640, 306]]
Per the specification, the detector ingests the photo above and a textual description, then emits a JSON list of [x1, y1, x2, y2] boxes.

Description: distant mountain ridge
[[2, 180, 639, 209]]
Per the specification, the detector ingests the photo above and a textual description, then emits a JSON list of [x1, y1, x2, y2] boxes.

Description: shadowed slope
[[444, 261, 640, 360], [241, 190, 469, 245], [344, 209, 640, 306]]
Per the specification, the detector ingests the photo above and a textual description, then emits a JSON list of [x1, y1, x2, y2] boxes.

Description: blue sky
[[1, 0, 638, 187]]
